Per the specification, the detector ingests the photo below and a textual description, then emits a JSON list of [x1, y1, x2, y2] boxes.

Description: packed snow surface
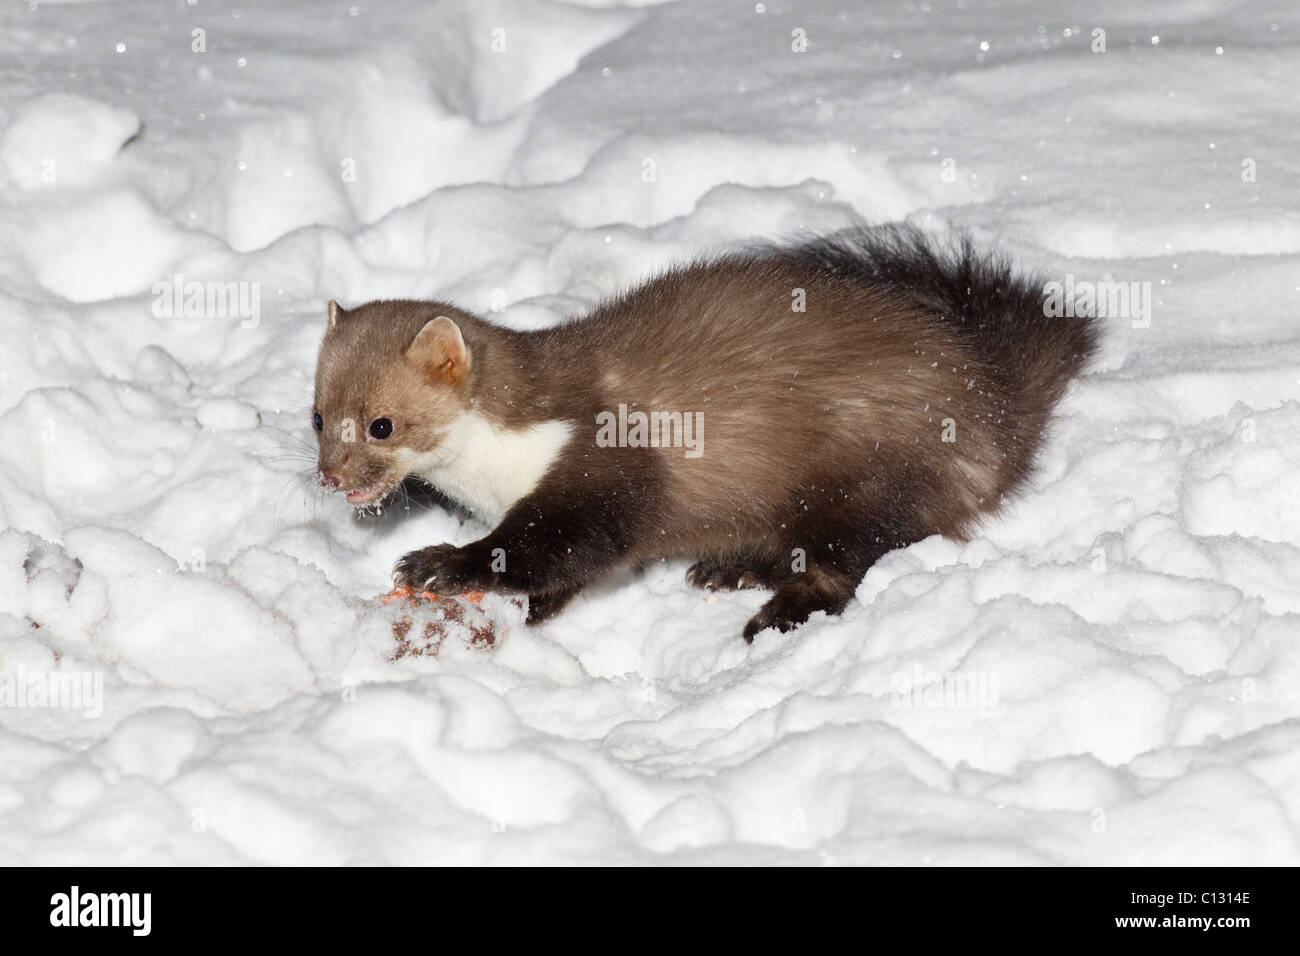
[[2, 0, 1299, 864]]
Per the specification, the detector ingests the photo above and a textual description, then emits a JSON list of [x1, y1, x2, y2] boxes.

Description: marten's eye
[[312, 412, 323, 432], [369, 417, 394, 440]]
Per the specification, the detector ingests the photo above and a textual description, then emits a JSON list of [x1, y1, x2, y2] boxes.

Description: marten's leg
[[393, 471, 646, 598], [525, 585, 582, 625], [742, 500, 926, 643], [742, 567, 858, 642]]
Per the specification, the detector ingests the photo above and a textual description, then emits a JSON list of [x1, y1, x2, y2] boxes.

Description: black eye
[[312, 412, 323, 432], [369, 417, 394, 440]]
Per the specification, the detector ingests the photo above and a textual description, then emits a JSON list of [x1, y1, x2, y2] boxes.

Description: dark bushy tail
[[779, 223, 1100, 403]]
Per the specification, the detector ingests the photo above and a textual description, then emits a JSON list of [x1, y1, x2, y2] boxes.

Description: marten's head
[[312, 299, 474, 506]]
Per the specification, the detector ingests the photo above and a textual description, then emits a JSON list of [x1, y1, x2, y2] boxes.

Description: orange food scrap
[[381, 586, 486, 605], [381, 586, 414, 604]]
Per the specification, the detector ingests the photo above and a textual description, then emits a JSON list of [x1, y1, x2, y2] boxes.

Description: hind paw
[[741, 576, 853, 643]]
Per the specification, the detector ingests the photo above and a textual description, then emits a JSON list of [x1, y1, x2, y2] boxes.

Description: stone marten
[[312, 224, 1098, 641]]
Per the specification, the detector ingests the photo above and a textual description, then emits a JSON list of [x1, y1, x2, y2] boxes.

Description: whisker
[[256, 423, 317, 453], [271, 467, 326, 527]]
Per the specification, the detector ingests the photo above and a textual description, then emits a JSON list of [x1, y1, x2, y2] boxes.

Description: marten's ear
[[406, 316, 470, 383], [327, 299, 346, 329]]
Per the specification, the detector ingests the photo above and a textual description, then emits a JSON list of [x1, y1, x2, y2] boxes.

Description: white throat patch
[[411, 411, 572, 526]]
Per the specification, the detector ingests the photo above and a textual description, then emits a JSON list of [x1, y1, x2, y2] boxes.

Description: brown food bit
[[468, 623, 496, 649], [422, 621, 445, 657], [390, 614, 452, 661], [390, 618, 414, 660]]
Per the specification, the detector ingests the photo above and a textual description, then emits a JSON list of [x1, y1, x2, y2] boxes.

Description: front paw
[[393, 545, 483, 593]]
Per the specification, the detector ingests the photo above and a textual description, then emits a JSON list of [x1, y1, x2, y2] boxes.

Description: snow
[[0, 93, 140, 191], [2, 0, 1299, 865]]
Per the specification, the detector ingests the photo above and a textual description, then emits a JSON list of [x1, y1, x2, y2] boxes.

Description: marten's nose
[[319, 470, 341, 490]]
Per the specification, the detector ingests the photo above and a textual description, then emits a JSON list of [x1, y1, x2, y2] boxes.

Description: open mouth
[[345, 479, 391, 505]]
